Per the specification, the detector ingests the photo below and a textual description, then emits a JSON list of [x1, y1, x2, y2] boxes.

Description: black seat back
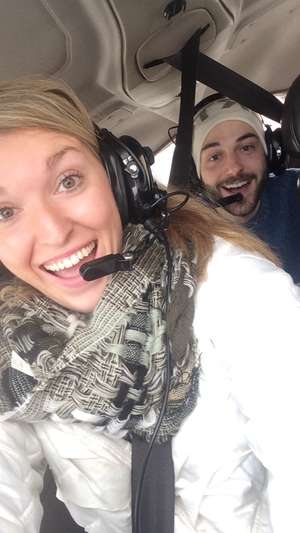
[[281, 74, 300, 167]]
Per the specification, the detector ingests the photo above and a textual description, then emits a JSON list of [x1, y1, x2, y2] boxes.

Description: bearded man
[[192, 96, 300, 283]]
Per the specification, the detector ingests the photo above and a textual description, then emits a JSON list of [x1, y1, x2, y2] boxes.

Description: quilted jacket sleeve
[[196, 243, 300, 532], [0, 421, 44, 533]]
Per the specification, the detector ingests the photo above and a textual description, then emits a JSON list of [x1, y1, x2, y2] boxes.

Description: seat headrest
[[281, 74, 300, 156]]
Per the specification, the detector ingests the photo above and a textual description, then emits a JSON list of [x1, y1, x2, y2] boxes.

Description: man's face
[[200, 120, 267, 222]]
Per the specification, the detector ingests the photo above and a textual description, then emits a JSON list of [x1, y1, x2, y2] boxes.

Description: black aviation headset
[[79, 126, 172, 282], [189, 92, 286, 192], [79, 126, 188, 533], [96, 127, 163, 226]]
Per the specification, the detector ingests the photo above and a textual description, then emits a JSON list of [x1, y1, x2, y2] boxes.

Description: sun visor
[[118, 1, 240, 110], [136, 9, 216, 83]]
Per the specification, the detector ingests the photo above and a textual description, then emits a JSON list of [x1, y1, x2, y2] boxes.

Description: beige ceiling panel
[[0, 0, 67, 80], [109, 0, 242, 108], [224, 0, 300, 93]]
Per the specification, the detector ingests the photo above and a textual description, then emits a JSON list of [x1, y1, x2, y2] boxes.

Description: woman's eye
[[0, 206, 15, 221], [58, 174, 81, 192], [241, 144, 255, 153]]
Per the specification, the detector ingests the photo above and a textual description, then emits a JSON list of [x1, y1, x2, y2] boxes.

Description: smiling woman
[[0, 128, 121, 312], [0, 77, 300, 533]]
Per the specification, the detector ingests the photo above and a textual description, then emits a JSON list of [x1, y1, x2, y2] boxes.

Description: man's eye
[[209, 153, 221, 162], [58, 174, 81, 192], [0, 206, 15, 221]]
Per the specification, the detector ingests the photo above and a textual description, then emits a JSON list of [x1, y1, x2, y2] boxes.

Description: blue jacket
[[247, 169, 300, 283]]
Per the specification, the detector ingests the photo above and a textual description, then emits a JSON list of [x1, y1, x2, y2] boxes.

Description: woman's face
[[0, 129, 122, 312]]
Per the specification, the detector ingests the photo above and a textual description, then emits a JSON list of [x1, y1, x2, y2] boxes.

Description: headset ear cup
[[94, 125, 129, 225], [272, 127, 285, 171], [264, 125, 285, 174], [98, 139, 129, 225], [119, 135, 155, 190], [115, 134, 158, 223], [95, 127, 162, 226], [264, 125, 274, 169]]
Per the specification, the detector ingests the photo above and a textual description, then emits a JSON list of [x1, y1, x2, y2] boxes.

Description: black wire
[[149, 190, 189, 213], [131, 190, 189, 532], [133, 223, 173, 533], [165, 190, 189, 212]]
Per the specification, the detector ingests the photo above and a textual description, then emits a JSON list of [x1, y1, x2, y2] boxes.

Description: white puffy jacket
[[1, 238, 300, 533]]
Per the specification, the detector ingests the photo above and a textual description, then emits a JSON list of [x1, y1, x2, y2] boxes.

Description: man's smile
[[217, 175, 256, 198]]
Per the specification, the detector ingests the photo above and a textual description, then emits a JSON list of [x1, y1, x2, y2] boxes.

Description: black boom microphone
[[79, 192, 242, 282], [79, 253, 134, 281], [217, 192, 243, 206]]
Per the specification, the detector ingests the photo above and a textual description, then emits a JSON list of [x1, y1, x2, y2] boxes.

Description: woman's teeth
[[44, 242, 96, 272]]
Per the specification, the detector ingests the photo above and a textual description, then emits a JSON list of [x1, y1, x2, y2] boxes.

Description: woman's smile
[[0, 129, 122, 311], [41, 240, 98, 288]]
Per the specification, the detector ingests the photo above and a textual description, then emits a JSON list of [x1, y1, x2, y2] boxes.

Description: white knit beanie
[[192, 97, 267, 174]]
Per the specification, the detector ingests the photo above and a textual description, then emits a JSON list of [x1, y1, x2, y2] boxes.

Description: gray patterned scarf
[[0, 225, 199, 442]]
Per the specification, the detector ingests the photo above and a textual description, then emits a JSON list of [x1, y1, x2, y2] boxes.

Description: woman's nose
[[32, 202, 72, 245]]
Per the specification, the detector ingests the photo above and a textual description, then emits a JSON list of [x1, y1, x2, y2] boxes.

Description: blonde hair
[[0, 76, 99, 157], [0, 76, 279, 281], [168, 193, 280, 279]]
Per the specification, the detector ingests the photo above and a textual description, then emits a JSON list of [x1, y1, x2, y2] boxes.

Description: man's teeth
[[223, 179, 248, 189], [45, 242, 96, 272]]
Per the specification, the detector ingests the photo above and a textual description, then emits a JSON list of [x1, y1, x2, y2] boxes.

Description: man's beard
[[204, 171, 267, 220]]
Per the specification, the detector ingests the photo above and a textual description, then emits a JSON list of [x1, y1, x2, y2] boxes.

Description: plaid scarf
[[0, 225, 199, 442]]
